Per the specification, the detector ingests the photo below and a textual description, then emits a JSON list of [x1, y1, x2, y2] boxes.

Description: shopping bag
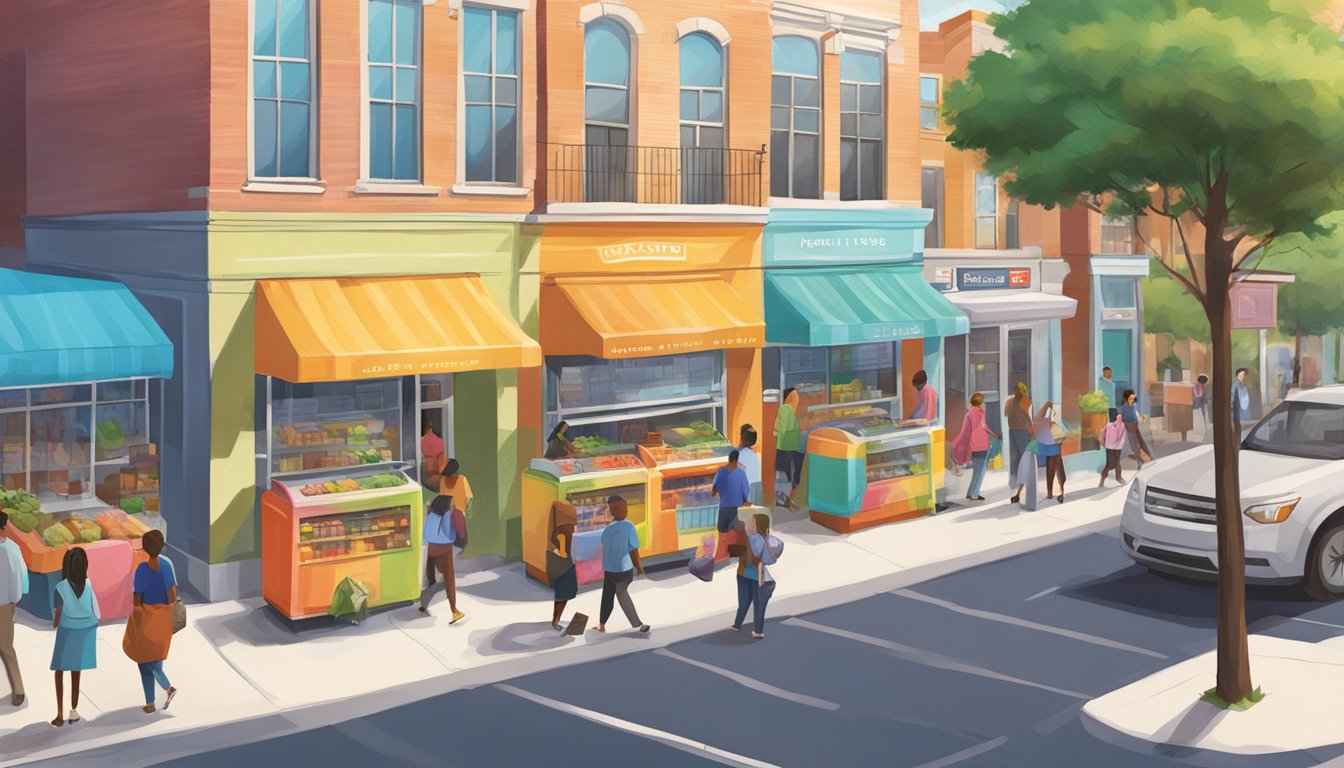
[[171, 598, 187, 634], [328, 576, 371, 622], [688, 554, 715, 582], [546, 551, 574, 582], [123, 604, 173, 664], [987, 436, 1003, 464], [1051, 421, 1068, 443], [563, 612, 589, 636]]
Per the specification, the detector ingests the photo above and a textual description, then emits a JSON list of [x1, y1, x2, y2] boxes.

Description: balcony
[[542, 143, 765, 208]]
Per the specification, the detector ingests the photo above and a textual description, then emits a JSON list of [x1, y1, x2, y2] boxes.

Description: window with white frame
[[920, 75, 940, 131], [975, 173, 998, 248], [252, 0, 315, 179], [368, 0, 422, 181], [1005, 198, 1020, 249], [680, 32, 726, 205], [463, 6, 520, 184], [770, 36, 820, 200], [1101, 215, 1135, 254], [840, 50, 884, 201]]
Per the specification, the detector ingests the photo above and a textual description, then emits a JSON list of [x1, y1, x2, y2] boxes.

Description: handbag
[[123, 603, 173, 663], [1050, 421, 1067, 443], [171, 598, 187, 634], [546, 550, 574, 582]]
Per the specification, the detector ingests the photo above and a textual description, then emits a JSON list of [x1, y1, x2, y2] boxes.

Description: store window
[[1101, 215, 1135, 254], [945, 335, 968, 401], [975, 173, 998, 248], [418, 375, 453, 489], [770, 36, 821, 200], [1005, 198, 1020, 249], [921, 167, 944, 249], [252, 0, 316, 179], [919, 75, 939, 131], [840, 50, 884, 201], [584, 17, 635, 202], [463, 6, 520, 184], [680, 32, 727, 204], [368, 0, 422, 181], [1099, 276, 1138, 309], [778, 343, 902, 415], [269, 378, 405, 478], [969, 327, 1000, 395]]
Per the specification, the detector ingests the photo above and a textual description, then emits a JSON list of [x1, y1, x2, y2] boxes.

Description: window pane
[[699, 126, 724, 148], [465, 104, 492, 181], [254, 99, 278, 177], [793, 133, 819, 199], [860, 114, 883, 139], [393, 0, 418, 66], [1100, 277, 1137, 308], [278, 0, 308, 58], [495, 77, 517, 106], [859, 85, 882, 113], [794, 107, 819, 133], [840, 113, 857, 137], [681, 90, 699, 121], [680, 32, 723, 88], [700, 91, 722, 123], [585, 85, 628, 124], [859, 140, 882, 200], [772, 36, 818, 78], [496, 105, 517, 183], [841, 50, 882, 83], [975, 175, 996, 213], [97, 380, 146, 402], [975, 216, 997, 248], [496, 12, 518, 76], [369, 65, 393, 100], [393, 103, 418, 180], [254, 0, 277, 56], [840, 83, 857, 112], [921, 105, 938, 131], [278, 101, 310, 177], [465, 75, 491, 102], [394, 66, 417, 102], [280, 61, 309, 100], [771, 76, 790, 107], [95, 400, 148, 462], [584, 19, 630, 87], [840, 138, 857, 201], [771, 107, 789, 131], [922, 167, 944, 249], [920, 76, 939, 104], [463, 7, 492, 73], [254, 61, 277, 98], [370, 101, 393, 178], [681, 125, 696, 147], [794, 77, 819, 108], [369, 0, 393, 63], [30, 405, 92, 500], [770, 131, 790, 197]]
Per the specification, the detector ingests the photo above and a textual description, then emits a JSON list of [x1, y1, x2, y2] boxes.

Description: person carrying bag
[[125, 530, 178, 714], [418, 495, 466, 624]]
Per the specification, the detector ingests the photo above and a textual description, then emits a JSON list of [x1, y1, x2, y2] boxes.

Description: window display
[[296, 507, 413, 564], [866, 442, 929, 482], [270, 378, 403, 477], [548, 352, 724, 414], [777, 342, 901, 411]]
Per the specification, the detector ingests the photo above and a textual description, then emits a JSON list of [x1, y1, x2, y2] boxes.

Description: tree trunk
[[1206, 240, 1253, 705]]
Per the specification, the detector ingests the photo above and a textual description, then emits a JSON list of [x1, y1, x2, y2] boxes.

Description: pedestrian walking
[[909, 370, 939, 423], [428, 459, 473, 587], [1193, 374, 1210, 435], [1232, 368, 1253, 436], [737, 425, 762, 506], [733, 512, 783, 639], [126, 530, 177, 714], [953, 393, 999, 502], [419, 494, 466, 624], [0, 511, 26, 707], [548, 500, 581, 632], [713, 449, 752, 561], [1121, 389, 1153, 468], [51, 547, 99, 728], [1034, 403, 1067, 503], [594, 496, 649, 634], [1099, 411, 1127, 486], [1004, 383, 1033, 490], [774, 388, 805, 509], [1009, 437, 1039, 509], [1098, 366, 1118, 422]]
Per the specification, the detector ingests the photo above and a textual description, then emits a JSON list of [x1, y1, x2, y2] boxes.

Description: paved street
[[93, 530, 1344, 768]]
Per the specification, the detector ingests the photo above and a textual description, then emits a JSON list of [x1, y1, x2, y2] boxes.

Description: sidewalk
[[0, 466, 1125, 767]]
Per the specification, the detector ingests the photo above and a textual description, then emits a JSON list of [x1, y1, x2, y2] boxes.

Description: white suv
[[1121, 385, 1344, 600]]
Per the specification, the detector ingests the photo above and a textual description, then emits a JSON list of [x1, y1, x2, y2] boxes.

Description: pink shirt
[[962, 408, 990, 452], [1101, 421, 1127, 450]]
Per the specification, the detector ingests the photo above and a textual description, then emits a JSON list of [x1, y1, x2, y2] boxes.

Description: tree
[[1267, 214, 1344, 385], [945, 0, 1344, 705], [1144, 260, 1211, 344]]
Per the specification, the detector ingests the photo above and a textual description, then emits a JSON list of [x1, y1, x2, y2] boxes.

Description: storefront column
[[726, 348, 764, 443], [453, 368, 525, 559], [1049, 319, 1064, 405]]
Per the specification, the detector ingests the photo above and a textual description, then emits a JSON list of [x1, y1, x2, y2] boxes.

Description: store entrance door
[[418, 375, 454, 490], [1008, 329, 1032, 398], [1103, 329, 1134, 394]]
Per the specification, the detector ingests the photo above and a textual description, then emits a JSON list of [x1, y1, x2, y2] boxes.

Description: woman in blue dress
[[51, 546, 99, 728]]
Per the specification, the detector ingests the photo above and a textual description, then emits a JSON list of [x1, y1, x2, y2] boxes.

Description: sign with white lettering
[[597, 241, 688, 264], [955, 268, 1032, 292], [603, 331, 762, 359]]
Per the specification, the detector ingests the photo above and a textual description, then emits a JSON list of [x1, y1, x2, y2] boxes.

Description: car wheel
[[1304, 521, 1344, 601]]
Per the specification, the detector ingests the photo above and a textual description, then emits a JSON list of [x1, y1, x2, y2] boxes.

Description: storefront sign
[[860, 322, 928, 341], [955, 268, 1031, 291], [358, 357, 484, 377], [604, 332, 761, 359], [597, 241, 688, 264], [762, 210, 930, 267], [1230, 282, 1277, 329]]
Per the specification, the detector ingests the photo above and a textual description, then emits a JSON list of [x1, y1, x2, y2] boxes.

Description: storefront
[[1089, 256, 1148, 414], [521, 223, 765, 586], [761, 209, 970, 533], [927, 250, 1077, 456], [0, 269, 172, 620]]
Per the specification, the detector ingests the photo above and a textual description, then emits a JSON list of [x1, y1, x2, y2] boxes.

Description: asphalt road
[[134, 530, 1344, 768]]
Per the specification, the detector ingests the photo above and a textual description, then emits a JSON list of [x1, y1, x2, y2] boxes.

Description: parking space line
[[909, 737, 1008, 768], [1025, 586, 1060, 602], [653, 648, 842, 711], [1289, 616, 1344, 631], [783, 618, 1092, 700], [890, 589, 1168, 659], [495, 684, 782, 768]]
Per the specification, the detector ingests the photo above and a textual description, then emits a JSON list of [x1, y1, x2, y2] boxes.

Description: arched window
[[680, 32, 725, 203], [840, 49, 884, 201], [771, 36, 820, 199], [583, 18, 633, 201]]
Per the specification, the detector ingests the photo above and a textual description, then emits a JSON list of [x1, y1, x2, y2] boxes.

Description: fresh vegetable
[[41, 524, 74, 547], [1078, 390, 1111, 414]]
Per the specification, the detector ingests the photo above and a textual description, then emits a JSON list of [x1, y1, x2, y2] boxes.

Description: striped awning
[[765, 266, 970, 346]]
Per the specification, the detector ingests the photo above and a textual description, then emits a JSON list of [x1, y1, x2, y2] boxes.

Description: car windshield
[[1242, 401, 1344, 461]]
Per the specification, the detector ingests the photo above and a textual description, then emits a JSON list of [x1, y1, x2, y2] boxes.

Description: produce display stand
[[638, 423, 734, 554], [261, 465, 421, 620]]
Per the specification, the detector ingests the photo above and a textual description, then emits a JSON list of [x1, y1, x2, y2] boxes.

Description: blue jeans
[[967, 450, 989, 498], [138, 661, 171, 705], [734, 575, 776, 634]]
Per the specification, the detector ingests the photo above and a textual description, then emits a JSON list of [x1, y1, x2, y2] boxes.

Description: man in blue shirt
[[1098, 366, 1118, 422], [737, 427, 762, 506], [712, 450, 751, 535], [596, 496, 648, 634]]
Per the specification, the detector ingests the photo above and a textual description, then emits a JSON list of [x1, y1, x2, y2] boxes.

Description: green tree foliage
[[1271, 214, 1344, 339], [944, 0, 1344, 704], [1144, 261, 1211, 342]]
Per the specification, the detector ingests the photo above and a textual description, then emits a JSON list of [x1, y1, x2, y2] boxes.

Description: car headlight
[[1243, 498, 1300, 524], [1126, 479, 1144, 505]]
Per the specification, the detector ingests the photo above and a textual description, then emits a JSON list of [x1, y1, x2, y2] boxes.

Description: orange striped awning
[[541, 274, 764, 359], [255, 275, 541, 382]]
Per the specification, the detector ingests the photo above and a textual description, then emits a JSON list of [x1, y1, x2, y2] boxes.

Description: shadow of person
[[468, 621, 576, 657]]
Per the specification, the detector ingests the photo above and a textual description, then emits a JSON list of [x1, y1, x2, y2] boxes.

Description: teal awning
[[0, 269, 173, 387], [765, 267, 970, 346]]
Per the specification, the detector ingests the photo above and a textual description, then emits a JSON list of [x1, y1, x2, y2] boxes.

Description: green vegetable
[[41, 524, 74, 547], [80, 528, 101, 543], [1077, 390, 1111, 414]]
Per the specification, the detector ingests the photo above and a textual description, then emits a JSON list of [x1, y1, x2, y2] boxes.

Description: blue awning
[[765, 266, 970, 347], [0, 269, 173, 387]]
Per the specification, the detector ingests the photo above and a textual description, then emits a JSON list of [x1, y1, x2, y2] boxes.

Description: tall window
[[921, 167, 944, 249], [840, 50, 884, 201], [680, 32, 725, 204], [368, 0, 421, 181], [463, 6, 519, 184], [1005, 198, 1020, 249], [1101, 215, 1135, 254], [584, 18, 634, 202], [974, 172, 998, 248], [253, 0, 314, 179], [919, 75, 940, 131], [770, 36, 820, 200]]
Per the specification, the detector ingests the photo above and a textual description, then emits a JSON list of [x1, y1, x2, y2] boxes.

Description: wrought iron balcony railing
[[542, 142, 765, 207]]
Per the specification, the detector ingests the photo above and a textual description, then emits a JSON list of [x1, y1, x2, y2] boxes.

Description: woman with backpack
[[50, 547, 99, 727], [126, 530, 177, 714], [732, 512, 783, 639], [419, 494, 466, 624]]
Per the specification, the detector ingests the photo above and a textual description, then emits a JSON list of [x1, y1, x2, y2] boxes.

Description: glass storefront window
[[1099, 276, 1137, 309], [969, 327, 1000, 394], [563, 405, 723, 448], [780, 347, 828, 411], [30, 404, 92, 498], [549, 352, 724, 414], [270, 378, 403, 477], [830, 342, 898, 403], [946, 335, 967, 399]]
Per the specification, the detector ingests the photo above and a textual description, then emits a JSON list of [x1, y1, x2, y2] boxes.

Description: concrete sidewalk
[[0, 467, 1126, 768]]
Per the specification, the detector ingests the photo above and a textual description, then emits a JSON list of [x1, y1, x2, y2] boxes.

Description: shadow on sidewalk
[[1056, 565, 1316, 629], [468, 621, 578, 657], [1, 705, 160, 756]]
